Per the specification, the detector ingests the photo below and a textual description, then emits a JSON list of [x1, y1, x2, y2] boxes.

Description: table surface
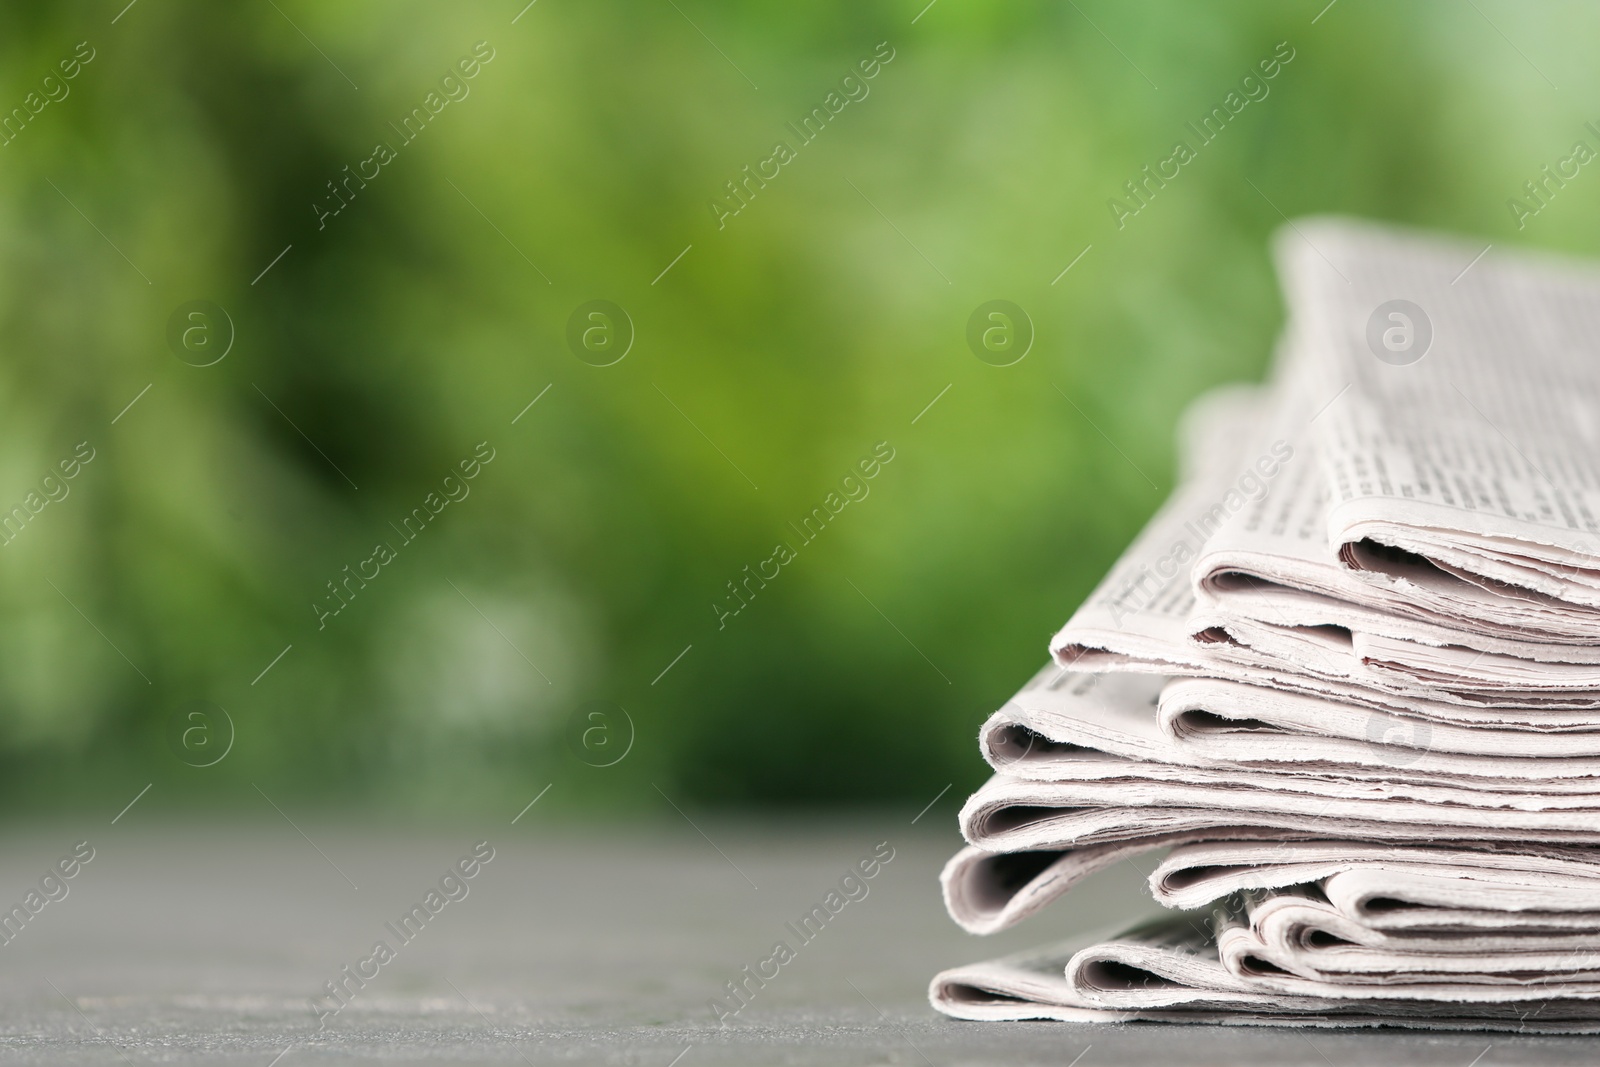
[[0, 814, 1593, 1065]]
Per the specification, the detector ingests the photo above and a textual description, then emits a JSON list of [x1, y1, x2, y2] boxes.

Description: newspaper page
[[1187, 347, 1600, 702], [1054, 375, 1600, 709], [931, 913, 1600, 1031], [991, 664, 1600, 784], [1280, 217, 1600, 603]]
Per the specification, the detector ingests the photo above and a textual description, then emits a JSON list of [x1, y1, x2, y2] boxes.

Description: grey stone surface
[[0, 814, 1594, 1064]]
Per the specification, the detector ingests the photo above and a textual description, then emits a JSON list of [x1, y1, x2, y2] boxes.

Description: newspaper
[[1175, 221, 1600, 697], [1282, 218, 1600, 606], [1216, 886, 1600, 984], [1049, 381, 1600, 710], [1191, 439, 1600, 656], [958, 762, 1600, 858], [940, 664, 1600, 936], [1188, 408, 1600, 716], [989, 666, 1600, 781], [942, 835, 1600, 938], [1159, 676, 1600, 764], [929, 914, 1600, 1031], [1151, 840, 1600, 918], [1055, 235, 1600, 702], [936, 871, 1600, 1025]]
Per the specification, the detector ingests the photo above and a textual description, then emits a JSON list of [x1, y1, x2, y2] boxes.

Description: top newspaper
[[1053, 219, 1600, 710], [1289, 219, 1600, 599]]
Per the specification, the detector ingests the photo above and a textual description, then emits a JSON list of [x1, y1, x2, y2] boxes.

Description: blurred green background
[[0, 0, 1589, 817]]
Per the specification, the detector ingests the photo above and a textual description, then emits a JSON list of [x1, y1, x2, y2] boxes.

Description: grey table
[[0, 815, 1592, 1064]]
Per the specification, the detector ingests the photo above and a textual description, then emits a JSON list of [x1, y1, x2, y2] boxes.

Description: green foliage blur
[[0, 0, 1590, 816]]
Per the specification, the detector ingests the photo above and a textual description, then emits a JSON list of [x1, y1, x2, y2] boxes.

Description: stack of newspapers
[[930, 219, 1600, 1031]]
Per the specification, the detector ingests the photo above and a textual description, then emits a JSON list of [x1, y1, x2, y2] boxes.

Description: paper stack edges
[[931, 219, 1600, 1032]]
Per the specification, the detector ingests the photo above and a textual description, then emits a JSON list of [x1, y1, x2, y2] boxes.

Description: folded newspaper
[[932, 219, 1600, 1031]]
